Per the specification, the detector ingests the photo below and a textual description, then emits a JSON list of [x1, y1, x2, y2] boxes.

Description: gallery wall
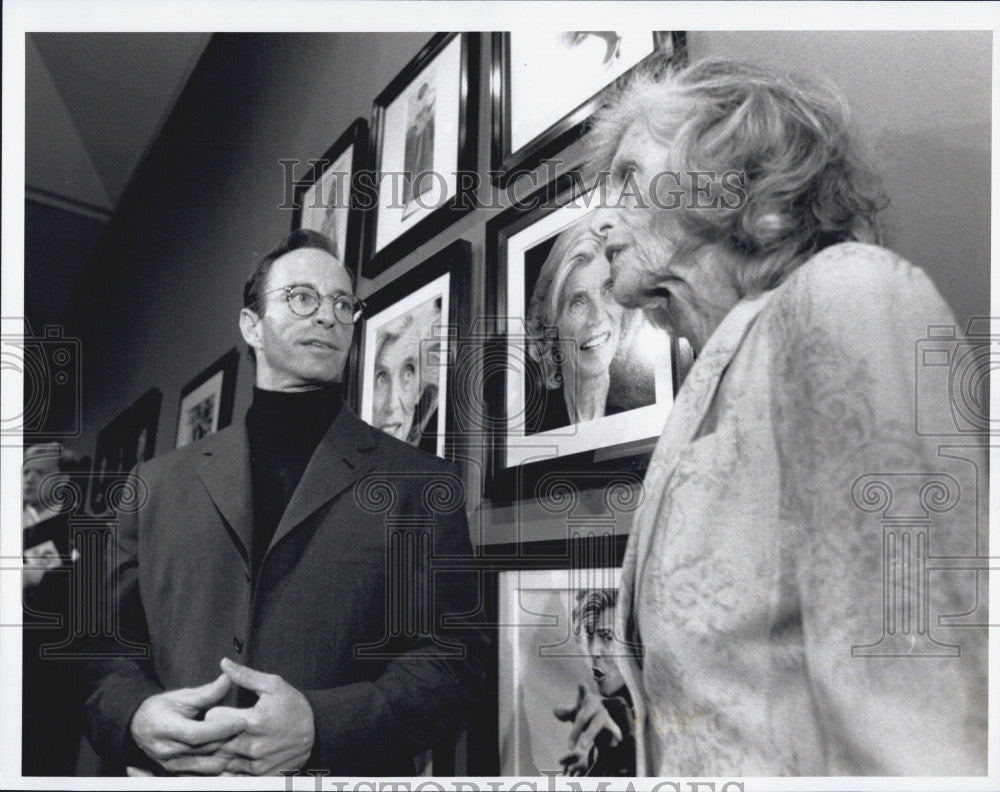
[[57, 30, 991, 545]]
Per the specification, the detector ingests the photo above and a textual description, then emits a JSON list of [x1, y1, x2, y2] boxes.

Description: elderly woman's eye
[[614, 162, 637, 183]]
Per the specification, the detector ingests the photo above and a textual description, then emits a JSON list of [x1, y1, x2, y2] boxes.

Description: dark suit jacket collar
[[272, 405, 377, 550], [195, 405, 379, 563]]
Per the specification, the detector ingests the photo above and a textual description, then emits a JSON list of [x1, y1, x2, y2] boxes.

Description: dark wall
[[58, 31, 991, 544], [25, 199, 105, 335]]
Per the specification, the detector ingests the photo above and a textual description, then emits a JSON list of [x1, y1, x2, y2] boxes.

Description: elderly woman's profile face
[[373, 322, 422, 441], [593, 120, 743, 353], [556, 251, 623, 379]]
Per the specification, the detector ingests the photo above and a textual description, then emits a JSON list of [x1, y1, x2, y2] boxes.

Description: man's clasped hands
[[127, 657, 314, 777]]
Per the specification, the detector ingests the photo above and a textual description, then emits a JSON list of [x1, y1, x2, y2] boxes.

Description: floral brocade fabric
[[616, 243, 988, 776]]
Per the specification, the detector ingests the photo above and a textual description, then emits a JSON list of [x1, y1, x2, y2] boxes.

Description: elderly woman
[[526, 218, 655, 430], [588, 59, 986, 776]]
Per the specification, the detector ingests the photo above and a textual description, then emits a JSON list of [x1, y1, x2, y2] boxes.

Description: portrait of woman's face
[[362, 282, 446, 457], [372, 320, 422, 441], [556, 253, 623, 379]]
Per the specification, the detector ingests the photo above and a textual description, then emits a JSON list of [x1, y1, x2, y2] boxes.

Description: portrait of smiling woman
[[586, 57, 987, 776], [525, 217, 656, 434], [371, 297, 442, 453]]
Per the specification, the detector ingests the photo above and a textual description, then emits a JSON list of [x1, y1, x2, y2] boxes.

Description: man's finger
[[220, 657, 278, 694], [182, 739, 230, 756], [221, 756, 255, 775], [162, 712, 246, 747], [568, 697, 606, 743], [211, 731, 256, 759], [579, 713, 623, 749], [559, 751, 587, 776], [172, 673, 232, 709], [161, 752, 233, 775], [125, 766, 154, 777], [205, 704, 253, 725]]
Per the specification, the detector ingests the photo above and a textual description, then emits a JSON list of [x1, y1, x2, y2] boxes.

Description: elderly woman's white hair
[[376, 298, 442, 384], [525, 218, 611, 390], [588, 57, 888, 293]]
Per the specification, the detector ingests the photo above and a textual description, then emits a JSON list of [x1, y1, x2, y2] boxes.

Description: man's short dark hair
[[243, 229, 355, 315], [242, 229, 355, 363], [571, 588, 617, 637]]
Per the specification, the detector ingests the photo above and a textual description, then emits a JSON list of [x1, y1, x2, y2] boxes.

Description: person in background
[[22, 442, 71, 530], [554, 589, 636, 777], [81, 229, 486, 777], [22, 442, 88, 775], [587, 56, 987, 776]]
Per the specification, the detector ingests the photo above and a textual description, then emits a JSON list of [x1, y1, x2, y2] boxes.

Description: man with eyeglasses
[[82, 229, 487, 777]]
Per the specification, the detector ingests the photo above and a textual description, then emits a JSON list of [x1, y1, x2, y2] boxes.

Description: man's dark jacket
[[82, 406, 487, 775]]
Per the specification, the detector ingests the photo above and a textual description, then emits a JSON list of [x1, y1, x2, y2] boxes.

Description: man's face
[[556, 253, 623, 381], [242, 248, 354, 391], [586, 605, 625, 697], [373, 322, 422, 440], [22, 454, 62, 509]]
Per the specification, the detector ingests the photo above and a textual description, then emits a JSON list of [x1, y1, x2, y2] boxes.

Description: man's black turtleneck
[[245, 383, 342, 582]]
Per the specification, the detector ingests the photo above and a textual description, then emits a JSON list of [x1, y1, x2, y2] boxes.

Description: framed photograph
[[462, 533, 632, 776], [353, 239, 472, 459], [175, 347, 239, 449], [491, 31, 686, 186], [367, 33, 480, 278], [484, 173, 681, 496], [499, 566, 629, 776], [291, 118, 370, 275], [89, 387, 162, 514]]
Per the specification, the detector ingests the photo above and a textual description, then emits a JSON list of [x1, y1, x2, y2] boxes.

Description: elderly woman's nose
[[590, 208, 615, 240]]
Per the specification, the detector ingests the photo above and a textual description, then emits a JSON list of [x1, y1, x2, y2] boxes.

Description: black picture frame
[[490, 31, 687, 187], [365, 32, 480, 279], [291, 117, 370, 279], [349, 239, 473, 460], [465, 532, 632, 776], [483, 171, 686, 500], [88, 388, 162, 514], [174, 347, 239, 449]]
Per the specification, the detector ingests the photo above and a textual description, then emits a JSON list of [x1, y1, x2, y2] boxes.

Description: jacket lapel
[[195, 426, 253, 562], [630, 291, 775, 604], [267, 406, 378, 554], [618, 290, 776, 742]]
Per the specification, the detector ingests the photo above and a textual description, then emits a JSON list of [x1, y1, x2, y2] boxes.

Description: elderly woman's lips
[[648, 286, 671, 305]]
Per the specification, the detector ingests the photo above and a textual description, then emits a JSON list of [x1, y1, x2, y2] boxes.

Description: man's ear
[[239, 308, 263, 353]]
